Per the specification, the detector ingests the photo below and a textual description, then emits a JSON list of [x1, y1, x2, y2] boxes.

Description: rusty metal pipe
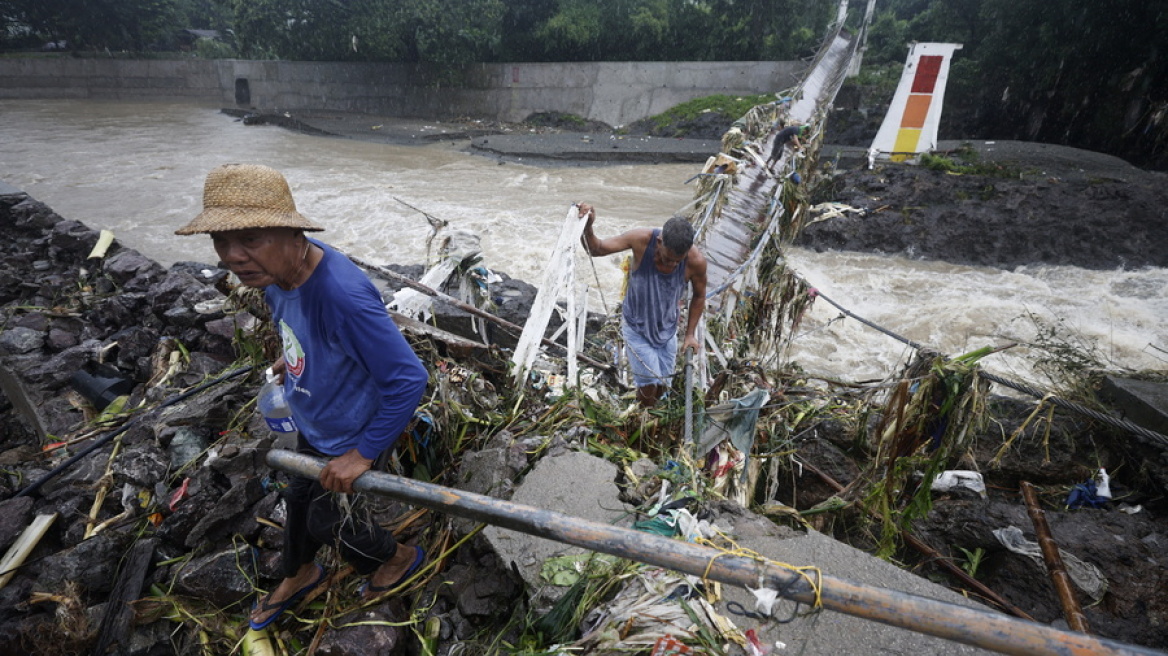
[[267, 450, 1162, 656], [1021, 481, 1091, 633]]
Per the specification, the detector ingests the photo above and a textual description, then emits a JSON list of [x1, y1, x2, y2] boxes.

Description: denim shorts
[[623, 321, 678, 389]]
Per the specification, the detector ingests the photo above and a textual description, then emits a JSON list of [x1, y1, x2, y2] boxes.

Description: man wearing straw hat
[[577, 203, 707, 408], [176, 163, 430, 629]]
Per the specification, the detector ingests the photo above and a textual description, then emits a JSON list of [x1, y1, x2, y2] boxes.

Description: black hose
[[14, 365, 253, 498]]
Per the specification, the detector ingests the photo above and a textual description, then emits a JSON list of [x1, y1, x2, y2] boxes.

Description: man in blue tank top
[[578, 203, 707, 407], [767, 123, 808, 173]]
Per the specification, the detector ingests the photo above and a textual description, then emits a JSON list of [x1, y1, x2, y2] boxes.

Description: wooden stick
[[0, 513, 58, 589], [85, 436, 124, 539], [1020, 481, 1091, 633], [92, 538, 156, 654]]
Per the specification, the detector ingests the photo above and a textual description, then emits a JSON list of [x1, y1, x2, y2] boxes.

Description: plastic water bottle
[[258, 367, 298, 438]]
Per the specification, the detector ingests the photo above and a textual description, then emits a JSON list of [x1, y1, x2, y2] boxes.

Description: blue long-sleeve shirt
[[266, 240, 428, 460]]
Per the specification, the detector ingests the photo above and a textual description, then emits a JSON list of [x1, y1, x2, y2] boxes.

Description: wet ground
[[800, 140, 1168, 270], [231, 108, 722, 163]]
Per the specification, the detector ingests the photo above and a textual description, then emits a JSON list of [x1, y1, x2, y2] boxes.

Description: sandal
[[359, 546, 425, 600], [249, 563, 327, 630]]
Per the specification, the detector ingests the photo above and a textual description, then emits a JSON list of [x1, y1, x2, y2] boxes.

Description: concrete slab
[[494, 450, 999, 653], [1102, 376, 1168, 436], [713, 510, 995, 654], [483, 450, 632, 606]]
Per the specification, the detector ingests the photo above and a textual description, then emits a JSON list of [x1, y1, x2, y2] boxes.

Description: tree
[[405, 0, 504, 66], [0, 0, 181, 51]]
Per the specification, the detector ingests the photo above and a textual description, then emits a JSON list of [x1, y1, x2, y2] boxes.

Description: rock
[[457, 430, 523, 498], [184, 476, 264, 549], [316, 604, 408, 655], [168, 261, 228, 287], [37, 532, 126, 596], [8, 198, 60, 231], [0, 496, 34, 551], [49, 219, 100, 255], [172, 546, 257, 608], [0, 326, 44, 355], [167, 427, 207, 470], [443, 556, 522, 620], [101, 249, 166, 289], [111, 442, 169, 489], [46, 444, 115, 500]]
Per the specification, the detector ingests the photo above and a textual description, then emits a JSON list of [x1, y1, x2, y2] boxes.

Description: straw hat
[[175, 163, 324, 235]]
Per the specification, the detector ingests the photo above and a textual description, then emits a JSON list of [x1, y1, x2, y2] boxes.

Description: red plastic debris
[[168, 477, 191, 512], [650, 635, 693, 656]]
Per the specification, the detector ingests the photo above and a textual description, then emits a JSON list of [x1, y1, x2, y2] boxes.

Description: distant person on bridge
[[767, 124, 809, 173], [176, 163, 430, 630], [577, 203, 707, 408]]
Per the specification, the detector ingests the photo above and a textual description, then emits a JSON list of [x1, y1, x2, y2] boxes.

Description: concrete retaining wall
[[0, 58, 805, 126]]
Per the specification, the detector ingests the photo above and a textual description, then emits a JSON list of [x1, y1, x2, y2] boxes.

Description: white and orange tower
[[868, 42, 963, 165]]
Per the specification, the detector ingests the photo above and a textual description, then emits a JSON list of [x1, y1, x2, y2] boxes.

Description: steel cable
[[808, 289, 1168, 451]]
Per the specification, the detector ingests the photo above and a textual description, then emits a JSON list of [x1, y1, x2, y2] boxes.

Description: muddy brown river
[[2, 99, 1164, 385]]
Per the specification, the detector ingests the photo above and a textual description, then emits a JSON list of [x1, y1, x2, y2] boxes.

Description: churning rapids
[[2, 100, 1165, 388]]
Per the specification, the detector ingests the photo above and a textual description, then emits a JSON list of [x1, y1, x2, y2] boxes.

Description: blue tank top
[[624, 229, 688, 347]]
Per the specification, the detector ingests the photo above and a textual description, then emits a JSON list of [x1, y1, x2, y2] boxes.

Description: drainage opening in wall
[[235, 78, 250, 106]]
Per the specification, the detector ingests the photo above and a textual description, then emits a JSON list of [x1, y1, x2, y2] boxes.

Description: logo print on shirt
[[280, 320, 306, 379]]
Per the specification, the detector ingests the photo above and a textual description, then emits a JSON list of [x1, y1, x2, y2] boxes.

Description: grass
[[920, 144, 1034, 178], [636, 93, 780, 136]]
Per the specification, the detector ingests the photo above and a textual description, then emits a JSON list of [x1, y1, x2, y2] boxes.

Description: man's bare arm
[[682, 249, 708, 352], [578, 203, 647, 257]]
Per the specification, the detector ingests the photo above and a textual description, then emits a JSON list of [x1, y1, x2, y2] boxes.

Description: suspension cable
[[808, 288, 1168, 450]]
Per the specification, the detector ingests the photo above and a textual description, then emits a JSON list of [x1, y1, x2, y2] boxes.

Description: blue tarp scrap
[[1066, 478, 1107, 509]]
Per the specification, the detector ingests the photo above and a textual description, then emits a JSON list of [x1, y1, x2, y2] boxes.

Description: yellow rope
[[693, 535, 824, 610]]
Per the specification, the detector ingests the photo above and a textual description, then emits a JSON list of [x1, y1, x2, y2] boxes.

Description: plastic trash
[[931, 470, 986, 498], [69, 362, 134, 411], [1067, 477, 1107, 509], [992, 526, 1108, 601], [169, 428, 206, 469], [257, 367, 298, 438], [1096, 468, 1112, 499]]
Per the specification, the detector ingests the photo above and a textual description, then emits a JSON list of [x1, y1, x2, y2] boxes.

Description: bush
[[195, 38, 235, 59]]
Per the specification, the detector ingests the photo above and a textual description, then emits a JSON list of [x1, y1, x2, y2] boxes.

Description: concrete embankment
[[0, 58, 802, 128]]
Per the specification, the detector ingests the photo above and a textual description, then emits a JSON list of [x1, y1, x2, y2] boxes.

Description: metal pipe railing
[[267, 450, 1164, 656]]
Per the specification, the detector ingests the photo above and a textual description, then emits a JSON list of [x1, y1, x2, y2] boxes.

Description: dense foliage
[[0, 0, 833, 62], [1, 0, 1164, 167]]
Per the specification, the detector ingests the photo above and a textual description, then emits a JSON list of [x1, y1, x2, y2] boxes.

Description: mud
[[800, 140, 1168, 270]]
